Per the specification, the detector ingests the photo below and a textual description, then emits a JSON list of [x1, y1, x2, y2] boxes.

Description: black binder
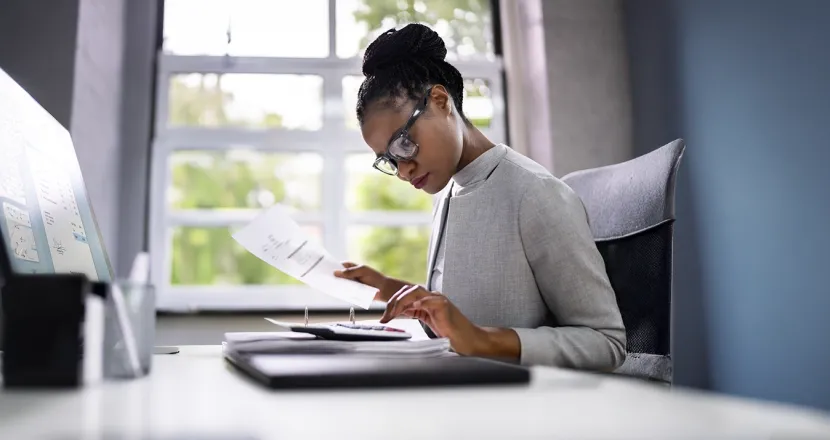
[[224, 351, 531, 389]]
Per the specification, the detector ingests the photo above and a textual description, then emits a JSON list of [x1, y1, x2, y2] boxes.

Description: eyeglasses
[[372, 87, 432, 176]]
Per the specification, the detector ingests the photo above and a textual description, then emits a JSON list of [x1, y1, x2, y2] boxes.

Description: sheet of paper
[[232, 204, 376, 309], [230, 322, 450, 357]]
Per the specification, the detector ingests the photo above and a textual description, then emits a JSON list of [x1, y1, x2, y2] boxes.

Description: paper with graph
[[231, 204, 376, 309]]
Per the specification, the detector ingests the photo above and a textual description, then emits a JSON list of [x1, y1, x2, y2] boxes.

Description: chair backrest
[[561, 139, 685, 383]]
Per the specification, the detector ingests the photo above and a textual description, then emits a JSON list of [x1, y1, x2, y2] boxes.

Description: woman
[[334, 23, 626, 371]]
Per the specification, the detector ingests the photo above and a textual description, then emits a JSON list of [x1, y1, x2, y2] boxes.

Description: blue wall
[[624, 0, 830, 411]]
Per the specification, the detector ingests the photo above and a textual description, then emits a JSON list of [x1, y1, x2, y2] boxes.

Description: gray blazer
[[426, 145, 626, 370]]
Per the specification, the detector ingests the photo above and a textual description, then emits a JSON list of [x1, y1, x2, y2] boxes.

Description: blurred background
[[1, 0, 828, 413]]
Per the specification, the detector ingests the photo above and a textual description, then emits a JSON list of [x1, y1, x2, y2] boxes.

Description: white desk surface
[[1, 345, 830, 440]]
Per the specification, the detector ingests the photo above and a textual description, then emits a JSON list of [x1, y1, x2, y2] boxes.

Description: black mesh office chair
[[561, 139, 685, 384]]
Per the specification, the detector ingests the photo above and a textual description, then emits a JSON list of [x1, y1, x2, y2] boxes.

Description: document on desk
[[231, 204, 376, 309], [224, 331, 451, 357]]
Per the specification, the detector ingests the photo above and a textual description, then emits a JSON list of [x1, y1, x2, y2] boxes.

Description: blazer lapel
[[426, 185, 452, 290]]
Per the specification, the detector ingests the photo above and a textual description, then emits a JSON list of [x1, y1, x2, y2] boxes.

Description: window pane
[[336, 0, 494, 61], [347, 225, 429, 285], [343, 76, 363, 130], [464, 78, 494, 128], [345, 154, 433, 212], [170, 225, 322, 285], [168, 150, 322, 211], [163, 0, 329, 57], [168, 74, 323, 130]]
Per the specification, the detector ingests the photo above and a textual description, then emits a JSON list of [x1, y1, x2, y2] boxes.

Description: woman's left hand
[[381, 285, 487, 356]]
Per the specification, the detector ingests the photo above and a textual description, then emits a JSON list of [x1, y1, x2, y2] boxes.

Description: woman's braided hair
[[356, 23, 468, 126]]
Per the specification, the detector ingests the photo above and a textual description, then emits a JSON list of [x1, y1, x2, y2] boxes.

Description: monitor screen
[[0, 67, 113, 283]]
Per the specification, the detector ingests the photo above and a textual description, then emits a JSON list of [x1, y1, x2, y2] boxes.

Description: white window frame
[[149, 0, 506, 311]]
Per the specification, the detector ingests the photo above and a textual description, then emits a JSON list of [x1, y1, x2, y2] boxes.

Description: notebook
[[224, 352, 530, 389], [223, 316, 531, 389]]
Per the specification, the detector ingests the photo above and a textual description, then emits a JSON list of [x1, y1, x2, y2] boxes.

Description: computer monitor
[[0, 66, 113, 283], [0, 66, 179, 356], [0, 66, 116, 353]]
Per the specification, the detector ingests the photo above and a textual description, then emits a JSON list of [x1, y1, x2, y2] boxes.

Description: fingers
[[402, 307, 429, 323], [380, 284, 416, 322], [334, 264, 387, 293], [380, 285, 431, 323], [333, 263, 367, 280], [393, 295, 449, 338], [406, 296, 451, 338], [334, 261, 358, 276], [410, 295, 450, 316]]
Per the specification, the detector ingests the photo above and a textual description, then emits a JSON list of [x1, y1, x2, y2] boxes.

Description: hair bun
[[362, 23, 447, 76]]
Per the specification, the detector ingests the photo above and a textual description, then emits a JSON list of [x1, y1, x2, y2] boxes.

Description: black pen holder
[[1, 273, 105, 388]]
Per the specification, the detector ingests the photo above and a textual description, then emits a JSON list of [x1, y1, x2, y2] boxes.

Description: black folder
[[224, 351, 530, 389]]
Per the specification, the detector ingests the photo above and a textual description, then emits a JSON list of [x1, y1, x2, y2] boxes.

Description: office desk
[[1, 346, 829, 440]]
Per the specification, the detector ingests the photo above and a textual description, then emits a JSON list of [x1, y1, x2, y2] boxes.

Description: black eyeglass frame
[[372, 86, 434, 176]]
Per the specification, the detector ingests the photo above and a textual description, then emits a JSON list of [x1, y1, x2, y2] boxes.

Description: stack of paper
[[223, 318, 453, 358], [223, 333, 452, 358]]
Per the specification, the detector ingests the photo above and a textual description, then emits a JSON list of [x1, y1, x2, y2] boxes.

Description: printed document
[[232, 204, 376, 309]]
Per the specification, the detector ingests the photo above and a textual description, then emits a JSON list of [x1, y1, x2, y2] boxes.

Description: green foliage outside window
[[353, 0, 493, 59], [350, 172, 432, 285]]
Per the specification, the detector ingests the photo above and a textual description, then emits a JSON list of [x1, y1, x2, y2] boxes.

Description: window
[[151, 0, 505, 310]]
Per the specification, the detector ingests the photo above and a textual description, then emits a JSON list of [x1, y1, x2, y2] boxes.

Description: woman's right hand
[[333, 262, 406, 302]]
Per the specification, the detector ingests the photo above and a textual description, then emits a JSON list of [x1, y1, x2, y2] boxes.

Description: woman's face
[[360, 86, 463, 195]]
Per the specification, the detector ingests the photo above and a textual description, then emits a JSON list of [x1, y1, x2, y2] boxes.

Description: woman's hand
[[381, 285, 491, 356], [333, 262, 406, 302]]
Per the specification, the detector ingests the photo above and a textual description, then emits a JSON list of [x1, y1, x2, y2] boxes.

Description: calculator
[[289, 323, 413, 341]]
